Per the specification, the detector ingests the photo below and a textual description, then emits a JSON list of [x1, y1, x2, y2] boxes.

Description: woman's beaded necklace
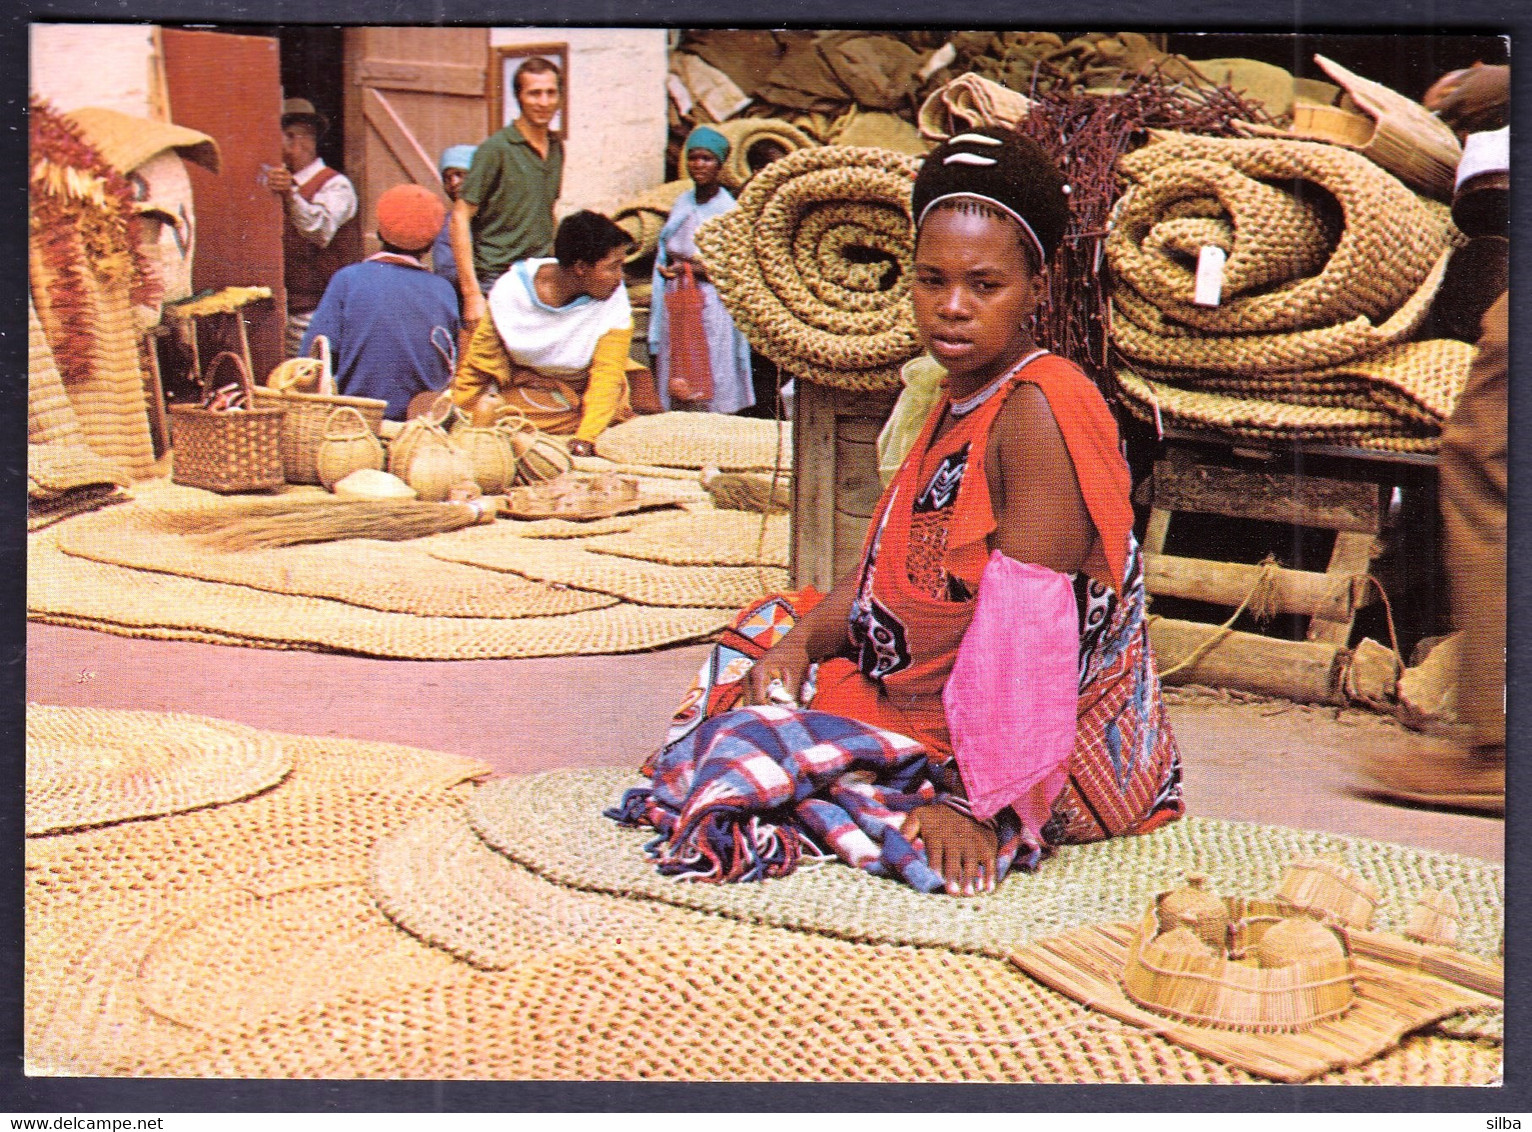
[[947, 348, 1049, 416]]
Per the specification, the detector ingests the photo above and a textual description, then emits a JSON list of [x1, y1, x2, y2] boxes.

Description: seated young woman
[[621, 129, 1183, 895], [449, 209, 643, 456]]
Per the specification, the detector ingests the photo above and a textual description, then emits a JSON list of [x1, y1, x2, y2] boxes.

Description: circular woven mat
[[428, 527, 787, 609], [593, 413, 791, 472], [129, 925, 1498, 1084], [26, 721, 489, 1075], [466, 768, 1505, 962], [368, 807, 769, 970], [26, 705, 293, 836], [580, 509, 789, 567], [716, 118, 817, 191], [55, 504, 613, 620], [29, 529, 732, 659]]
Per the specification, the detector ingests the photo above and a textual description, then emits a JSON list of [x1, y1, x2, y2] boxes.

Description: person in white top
[[266, 98, 360, 356]]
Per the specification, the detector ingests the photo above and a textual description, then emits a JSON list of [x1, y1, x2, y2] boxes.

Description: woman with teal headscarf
[[649, 125, 754, 414]]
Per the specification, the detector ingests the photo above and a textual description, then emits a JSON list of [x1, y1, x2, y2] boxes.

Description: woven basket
[[170, 351, 285, 494], [253, 337, 387, 485], [315, 406, 387, 491]]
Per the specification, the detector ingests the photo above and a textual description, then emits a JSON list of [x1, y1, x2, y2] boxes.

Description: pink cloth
[[942, 550, 1080, 833]]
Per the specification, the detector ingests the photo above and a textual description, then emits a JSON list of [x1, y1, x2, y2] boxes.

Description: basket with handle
[[315, 405, 388, 490], [253, 335, 387, 485], [170, 350, 286, 493]]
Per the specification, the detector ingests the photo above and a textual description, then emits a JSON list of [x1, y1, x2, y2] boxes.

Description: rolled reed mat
[[427, 528, 788, 609], [1108, 132, 1453, 334], [593, 412, 791, 471], [465, 769, 1504, 962], [131, 924, 1497, 1083], [715, 117, 817, 191], [695, 145, 922, 392], [580, 509, 789, 567], [368, 808, 769, 970], [28, 529, 733, 659], [1011, 921, 1496, 1083], [25, 724, 488, 1075], [27, 706, 293, 836], [613, 179, 692, 263], [1113, 369, 1439, 453], [54, 503, 612, 620], [28, 298, 86, 448]]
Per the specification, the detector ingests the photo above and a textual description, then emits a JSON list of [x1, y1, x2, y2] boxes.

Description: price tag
[[1194, 245, 1227, 307]]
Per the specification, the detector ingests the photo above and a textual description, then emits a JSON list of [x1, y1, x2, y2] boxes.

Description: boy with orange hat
[[301, 183, 462, 420]]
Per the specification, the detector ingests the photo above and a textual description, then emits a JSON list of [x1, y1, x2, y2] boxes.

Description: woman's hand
[[743, 635, 814, 707], [904, 804, 999, 896], [656, 263, 680, 281]]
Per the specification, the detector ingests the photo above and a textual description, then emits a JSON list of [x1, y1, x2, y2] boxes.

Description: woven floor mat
[[427, 526, 788, 609], [28, 487, 130, 532], [593, 413, 792, 472], [368, 808, 770, 970], [26, 720, 488, 1075], [128, 924, 1499, 1083], [570, 453, 717, 487], [579, 509, 789, 567], [27, 705, 293, 836], [466, 769, 1505, 962], [54, 505, 613, 620], [29, 530, 731, 659]]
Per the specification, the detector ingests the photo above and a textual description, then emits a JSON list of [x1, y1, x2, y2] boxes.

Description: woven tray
[[26, 705, 293, 836]]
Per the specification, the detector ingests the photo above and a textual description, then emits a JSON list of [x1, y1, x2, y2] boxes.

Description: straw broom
[[151, 497, 498, 551]]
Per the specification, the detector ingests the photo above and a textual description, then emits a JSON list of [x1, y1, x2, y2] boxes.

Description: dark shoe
[[1356, 735, 1504, 815]]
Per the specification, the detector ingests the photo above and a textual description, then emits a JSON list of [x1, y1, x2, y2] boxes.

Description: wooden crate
[[790, 380, 898, 591], [1143, 439, 1427, 704]]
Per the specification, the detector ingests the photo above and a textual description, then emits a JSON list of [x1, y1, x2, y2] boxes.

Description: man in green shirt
[[451, 56, 565, 328]]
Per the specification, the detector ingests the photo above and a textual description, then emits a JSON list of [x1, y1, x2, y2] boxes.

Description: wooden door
[[160, 28, 287, 379], [343, 27, 491, 253]]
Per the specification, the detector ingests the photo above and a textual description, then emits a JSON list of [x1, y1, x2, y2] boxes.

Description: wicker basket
[[170, 351, 286, 494], [1121, 894, 1358, 1033], [252, 336, 387, 485]]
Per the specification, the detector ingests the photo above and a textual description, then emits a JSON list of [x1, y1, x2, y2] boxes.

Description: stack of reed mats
[[27, 715, 1500, 1083], [26, 414, 791, 660]]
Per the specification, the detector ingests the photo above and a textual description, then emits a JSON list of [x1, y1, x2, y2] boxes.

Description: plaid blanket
[[606, 705, 1029, 892]]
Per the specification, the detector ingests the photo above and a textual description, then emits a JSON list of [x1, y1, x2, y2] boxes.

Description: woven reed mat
[[28, 297, 86, 448], [368, 807, 771, 970], [27, 705, 293, 836], [696, 144, 922, 392], [613, 179, 690, 262], [593, 412, 792, 472], [53, 501, 613, 620], [1114, 369, 1438, 454], [1107, 132, 1455, 376], [716, 117, 817, 191], [26, 713, 489, 1075], [29, 442, 132, 499], [28, 485, 129, 533], [29, 528, 732, 659], [571, 452, 718, 484], [1011, 921, 1496, 1083], [130, 921, 1499, 1083], [580, 509, 789, 567], [427, 523, 787, 608], [465, 769, 1504, 962]]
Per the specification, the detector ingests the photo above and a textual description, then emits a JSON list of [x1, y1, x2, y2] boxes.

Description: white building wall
[[491, 27, 669, 218], [30, 23, 157, 116]]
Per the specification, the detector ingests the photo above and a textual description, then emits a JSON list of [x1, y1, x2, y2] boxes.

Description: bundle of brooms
[[150, 496, 498, 552]]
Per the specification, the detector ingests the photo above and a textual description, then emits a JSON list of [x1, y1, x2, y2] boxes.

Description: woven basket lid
[[1255, 916, 1347, 968], [65, 107, 221, 175], [26, 705, 293, 836]]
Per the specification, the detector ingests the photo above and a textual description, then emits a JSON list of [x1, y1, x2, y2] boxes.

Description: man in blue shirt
[[302, 184, 461, 421]]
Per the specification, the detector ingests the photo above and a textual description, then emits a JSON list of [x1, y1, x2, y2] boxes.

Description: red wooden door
[[160, 28, 287, 379]]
